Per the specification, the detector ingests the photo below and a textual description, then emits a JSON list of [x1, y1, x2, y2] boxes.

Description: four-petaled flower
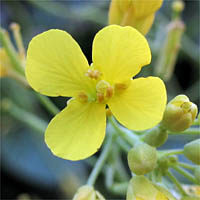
[[26, 25, 166, 161]]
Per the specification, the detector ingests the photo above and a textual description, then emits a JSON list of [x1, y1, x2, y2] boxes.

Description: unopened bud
[[162, 95, 198, 132], [183, 139, 200, 165], [72, 185, 105, 200], [128, 143, 157, 175], [172, 0, 185, 13], [143, 125, 168, 147]]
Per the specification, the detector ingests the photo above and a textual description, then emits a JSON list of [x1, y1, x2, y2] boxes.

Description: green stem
[[87, 132, 116, 186], [1, 99, 47, 134], [161, 149, 184, 157], [108, 116, 140, 146], [116, 137, 130, 153], [0, 28, 24, 75], [177, 162, 195, 171], [109, 182, 128, 195], [166, 170, 187, 196], [168, 127, 200, 135], [171, 165, 197, 184], [35, 93, 59, 116]]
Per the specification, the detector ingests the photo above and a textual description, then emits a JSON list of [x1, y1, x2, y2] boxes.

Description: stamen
[[77, 92, 88, 102], [85, 69, 102, 80], [97, 93, 104, 103], [115, 83, 129, 90], [106, 86, 114, 98]]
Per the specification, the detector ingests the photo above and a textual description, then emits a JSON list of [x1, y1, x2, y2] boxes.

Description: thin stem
[[108, 116, 140, 146], [109, 182, 128, 195], [0, 28, 24, 75], [35, 93, 59, 116], [177, 162, 195, 171], [161, 149, 184, 157], [1, 99, 47, 134], [87, 132, 115, 186], [171, 165, 197, 184], [10, 23, 26, 61], [116, 137, 130, 153], [168, 127, 200, 135], [166, 170, 187, 196]]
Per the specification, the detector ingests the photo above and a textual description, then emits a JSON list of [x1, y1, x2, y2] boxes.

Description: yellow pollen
[[106, 86, 114, 98], [77, 92, 88, 102], [86, 69, 102, 80], [115, 83, 129, 91], [97, 93, 105, 103]]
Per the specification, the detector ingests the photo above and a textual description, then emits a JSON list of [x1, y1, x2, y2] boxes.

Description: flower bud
[[161, 95, 198, 132], [172, 0, 185, 13], [183, 139, 200, 165], [126, 176, 175, 200], [72, 185, 105, 200], [127, 143, 157, 175], [143, 125, 168, 147], [108, 0, 163, 35], [194, 166, 200, 184]]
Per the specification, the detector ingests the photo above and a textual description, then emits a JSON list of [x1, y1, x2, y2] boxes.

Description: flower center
[[96, 80, 114, 103], [77, 68, 130, 104]]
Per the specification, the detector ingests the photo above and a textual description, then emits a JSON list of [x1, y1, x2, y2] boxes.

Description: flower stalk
[[87, 132, 116, 186]]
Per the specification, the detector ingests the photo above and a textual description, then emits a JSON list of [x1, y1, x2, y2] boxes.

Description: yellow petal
[[108, 77, 167, 130], [26, 29, 94, 97], [132, 0, 163, 19], [128, 14, 155, 35], [92, 25, 151, 84], [108, 0, 124, 25], [45, 99, 106, 161]]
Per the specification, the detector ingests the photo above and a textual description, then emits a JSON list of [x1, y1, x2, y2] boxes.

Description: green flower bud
[[126, 176, 175, 200], [194, 166, 200, 184], [162, 95, 198, 132], [143, 125, 168, 147], [172, 0, 185, 13], [127, 143, 157, 175], [184, 139, 200, 165], [72, 185, 105, 200]]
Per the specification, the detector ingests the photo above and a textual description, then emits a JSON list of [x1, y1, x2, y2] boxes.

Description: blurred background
[[1, 0, 199, 199]]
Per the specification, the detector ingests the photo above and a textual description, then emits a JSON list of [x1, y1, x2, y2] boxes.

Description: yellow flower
[[26, 25, 166, 161], [109, 0, 163, 35]]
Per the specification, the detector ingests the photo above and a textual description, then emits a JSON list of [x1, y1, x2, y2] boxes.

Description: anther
[[85, 69, 102, 80], [106, 86, 114, 98], [115, 83, 128, 90], [97, 93, 104, 103], [77, 92, 88, 102]]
